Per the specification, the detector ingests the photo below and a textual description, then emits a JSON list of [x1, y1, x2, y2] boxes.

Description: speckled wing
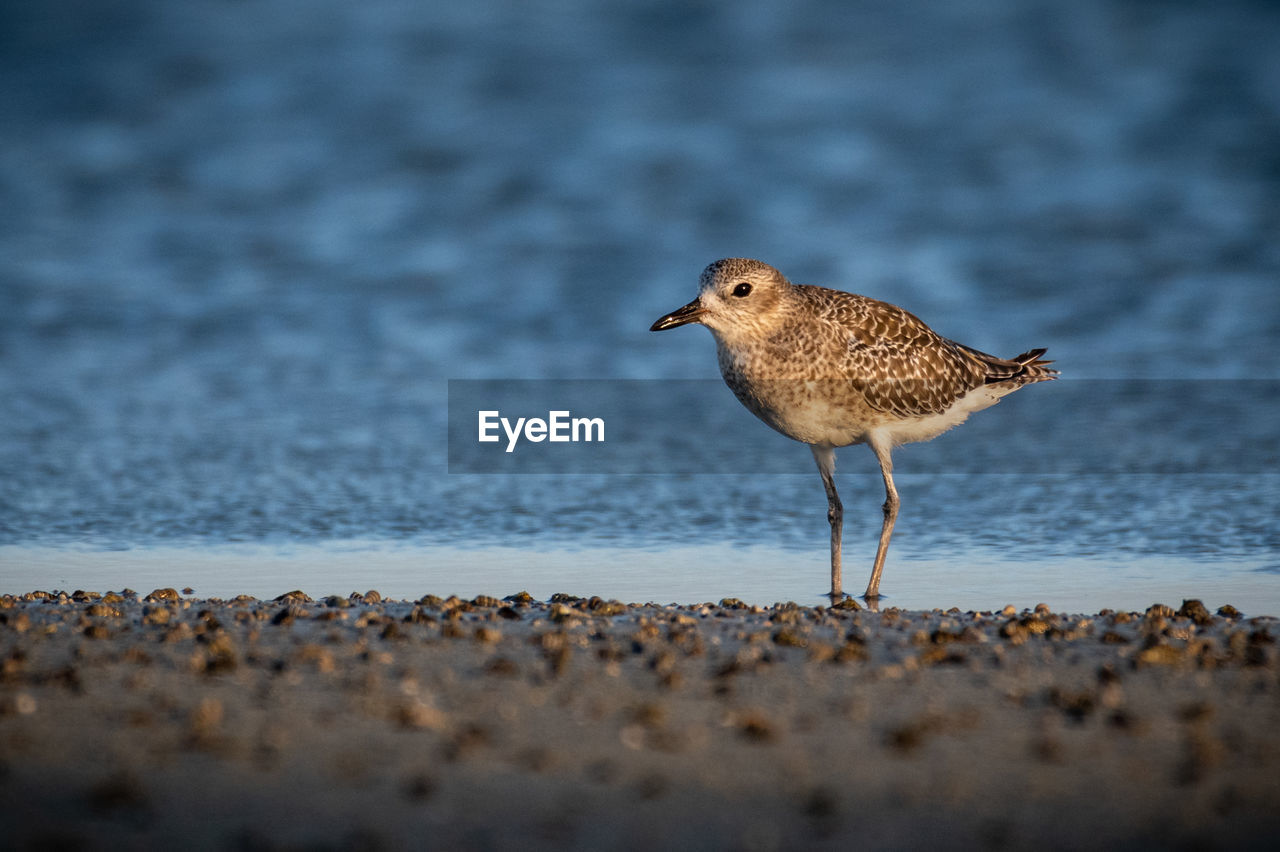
[[805, 287, 991, 419]]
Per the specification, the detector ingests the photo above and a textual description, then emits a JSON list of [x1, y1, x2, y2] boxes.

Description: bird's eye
[[732, 282, 752, 298]]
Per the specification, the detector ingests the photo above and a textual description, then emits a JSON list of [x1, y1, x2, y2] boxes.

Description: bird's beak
[[650, 298, 705, 331]]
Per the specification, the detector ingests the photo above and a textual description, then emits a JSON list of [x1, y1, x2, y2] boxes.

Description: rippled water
[[2, 0, 1278, 610]]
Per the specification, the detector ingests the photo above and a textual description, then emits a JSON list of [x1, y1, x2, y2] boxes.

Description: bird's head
[[650, 258, 791, 341]]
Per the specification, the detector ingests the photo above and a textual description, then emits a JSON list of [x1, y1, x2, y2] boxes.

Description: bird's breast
[[716, 344, 882, 446]]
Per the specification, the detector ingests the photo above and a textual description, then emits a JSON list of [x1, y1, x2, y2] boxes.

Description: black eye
[[732, 282, 752, 298]]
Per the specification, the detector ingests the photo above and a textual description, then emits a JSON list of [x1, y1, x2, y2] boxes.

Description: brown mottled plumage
[[651, 258, 1057, 600]]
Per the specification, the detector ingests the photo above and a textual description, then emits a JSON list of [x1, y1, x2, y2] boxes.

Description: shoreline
[[2, 590, 1278, 849], [5, 543, 1280, 618]]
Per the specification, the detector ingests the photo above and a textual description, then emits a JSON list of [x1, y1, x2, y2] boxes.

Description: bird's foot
[[827, 592, 863, 610]]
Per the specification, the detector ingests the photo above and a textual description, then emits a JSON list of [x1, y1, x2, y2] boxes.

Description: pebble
[[1178, 599, 1213, 625]]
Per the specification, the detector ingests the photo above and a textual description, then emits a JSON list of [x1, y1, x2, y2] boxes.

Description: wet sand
[[1, 589, 1278, 850]]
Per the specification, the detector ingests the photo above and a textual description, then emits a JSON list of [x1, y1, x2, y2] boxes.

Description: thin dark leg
[[810, 444, 843, 598], [864, 438, 899, 600]]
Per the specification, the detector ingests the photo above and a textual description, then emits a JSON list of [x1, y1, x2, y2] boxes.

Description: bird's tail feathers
[[955, 343, 1058, 385]]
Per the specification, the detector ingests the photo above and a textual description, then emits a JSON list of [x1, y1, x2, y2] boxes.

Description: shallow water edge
[[2, 542, 1276, 617]]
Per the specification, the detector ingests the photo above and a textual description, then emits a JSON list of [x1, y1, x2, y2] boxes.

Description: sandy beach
[[1, 589, 1277, 850]]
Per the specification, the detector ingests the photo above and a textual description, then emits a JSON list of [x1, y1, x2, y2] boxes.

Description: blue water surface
[[2, 0, 1278, 610]]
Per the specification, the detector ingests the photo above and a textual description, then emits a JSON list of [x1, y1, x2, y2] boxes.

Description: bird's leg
[[864, 438, 899, 600], [810, 444, 843, 600]]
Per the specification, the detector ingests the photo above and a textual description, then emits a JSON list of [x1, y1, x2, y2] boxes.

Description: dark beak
[[650, 298, 705, 331]]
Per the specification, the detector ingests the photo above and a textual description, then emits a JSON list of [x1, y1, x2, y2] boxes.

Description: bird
[[650, 258, 1056, 600]]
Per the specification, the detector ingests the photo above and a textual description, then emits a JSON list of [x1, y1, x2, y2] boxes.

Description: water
[[2, 0, 1279, 612]]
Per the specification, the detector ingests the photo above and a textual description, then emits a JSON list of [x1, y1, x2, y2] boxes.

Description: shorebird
[[651, 258, 1056, 600]]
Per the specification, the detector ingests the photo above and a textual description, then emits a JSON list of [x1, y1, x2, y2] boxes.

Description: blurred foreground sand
[[2, 589, 1278, 850]]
